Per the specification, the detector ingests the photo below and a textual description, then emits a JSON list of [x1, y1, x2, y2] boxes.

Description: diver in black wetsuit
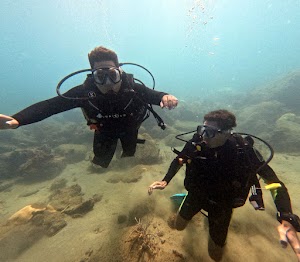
[[148, 109, 300, 261], [0, 46, 178, 168]]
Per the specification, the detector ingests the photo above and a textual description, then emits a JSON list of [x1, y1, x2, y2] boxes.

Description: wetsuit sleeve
[[162, 158, 183, 184], [133, 83, 168, 105], [12, 87, 84, 126], [258, 164, 292, 214], [162, 142, 190, 184]]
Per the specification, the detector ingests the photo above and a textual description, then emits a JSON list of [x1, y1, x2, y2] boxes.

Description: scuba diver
[[0, 46, 178, 168], [148, 109, 300, 261]]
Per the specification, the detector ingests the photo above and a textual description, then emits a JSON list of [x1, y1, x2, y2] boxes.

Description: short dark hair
[[204, 109, 236, 130], [88, 46, 119, 68]]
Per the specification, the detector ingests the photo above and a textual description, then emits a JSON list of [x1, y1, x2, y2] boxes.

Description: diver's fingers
[[149, 181, 167, 194], [6, 120, 19, 129], [148, 182, 159, 195], [160, 95, 169, 108], [168, 99, 173, 109], [5, 120, 13, 126], [166, 95, 178, 109], [278, 225, 288, 248], [0, 120, 14, 129], [278, 222, 300, 260], [160, 95, 178, 109], [286, 226, 300, 255], [148, 181, 167, 195], [148, 185, 161, 195], [148, 187, 154, 195], [0, 114, 13, 121], [0, 114, 11, 128], [0, 115, 19, 129], [172, 97, 179, 108], [149, 182, 158, 188], [149, 181, 163, 188]]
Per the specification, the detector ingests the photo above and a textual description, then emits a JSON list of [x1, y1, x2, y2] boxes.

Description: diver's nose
[[103, 76, 113, 85], [202, 130, 208, 138]]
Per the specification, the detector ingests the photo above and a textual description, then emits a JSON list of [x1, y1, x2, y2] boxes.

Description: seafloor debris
[[126, 217, 164, 259]]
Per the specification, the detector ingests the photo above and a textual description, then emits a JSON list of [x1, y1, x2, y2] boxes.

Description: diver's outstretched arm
[[0, 114, 19, 129]]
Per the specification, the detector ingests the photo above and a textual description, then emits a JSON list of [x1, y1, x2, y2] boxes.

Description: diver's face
[[93, 60, 122, 94], [202, 120, 231, 148]]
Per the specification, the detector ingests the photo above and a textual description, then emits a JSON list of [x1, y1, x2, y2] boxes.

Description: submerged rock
[[49, 184, 99, 218], [54, 143, 88, 164], [270, 113, 300, 152], [62, 198, 95, 218], [0, 203, 67, 260], [134, 133, 162, 165], [243, 70, 300, 113], [49, 184, 84, 211], [106, 165, 147, 184], [49, 178, 68, 191], [0, 146, 66, 180]]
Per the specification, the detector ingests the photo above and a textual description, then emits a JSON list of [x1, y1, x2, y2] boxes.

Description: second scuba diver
[[0, 46, 178, 169], [148, 109, 300, 261]]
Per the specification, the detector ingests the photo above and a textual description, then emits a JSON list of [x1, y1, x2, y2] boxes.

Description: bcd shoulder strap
[[126, 73, 166, 129]]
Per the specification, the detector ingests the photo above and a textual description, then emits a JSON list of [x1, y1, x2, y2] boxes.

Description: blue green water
[[0, 0, 299, 113]]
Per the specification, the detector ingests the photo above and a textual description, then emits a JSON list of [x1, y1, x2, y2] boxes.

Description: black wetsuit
[[12, 72, 167, 167], [163, 134, 292, 247]]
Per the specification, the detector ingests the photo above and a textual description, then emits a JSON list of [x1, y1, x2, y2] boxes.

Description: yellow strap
[[265, 183, 282, 190]]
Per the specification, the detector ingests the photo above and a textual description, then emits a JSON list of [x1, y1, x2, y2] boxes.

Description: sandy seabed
[[0, 145, 299, 262]]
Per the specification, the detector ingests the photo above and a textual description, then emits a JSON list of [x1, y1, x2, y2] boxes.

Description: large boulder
[[54, 144, 88, 164], [236, 101, 285, 136], [270, 113, 300, 152], [0, 146, 66, 180], [247, 70, 300, 113]]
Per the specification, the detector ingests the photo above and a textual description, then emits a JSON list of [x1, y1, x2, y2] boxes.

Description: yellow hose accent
[[265, 183, 282, 190], [265, 183, 281, 200]]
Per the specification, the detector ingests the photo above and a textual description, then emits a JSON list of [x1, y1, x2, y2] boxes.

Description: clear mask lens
[[92, 67, 121, 85], [197, 125, 222, 138]]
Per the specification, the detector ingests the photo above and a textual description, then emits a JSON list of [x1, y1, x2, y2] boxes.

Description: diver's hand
[[278, 220, 300, 261], [148, 181, 168, 195], [160, 95, 178, 109], [0, 114, 19, 129]]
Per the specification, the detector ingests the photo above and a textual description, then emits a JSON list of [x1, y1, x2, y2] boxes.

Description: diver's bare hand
[[148, 181, 168, 195], [278, 220, 300, 260], [160, 95, 178, 109], [0, 114, 19, 129]]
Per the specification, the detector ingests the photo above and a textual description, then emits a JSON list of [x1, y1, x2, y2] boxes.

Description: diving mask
[[92, 67, 122, 85], [197, 125, 231, 138]]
